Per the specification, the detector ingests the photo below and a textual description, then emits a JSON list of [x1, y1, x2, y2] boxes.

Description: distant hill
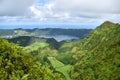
[[7, 36, 40, 46], [7, 36, 60, 49], [0, 28, 91, 39]]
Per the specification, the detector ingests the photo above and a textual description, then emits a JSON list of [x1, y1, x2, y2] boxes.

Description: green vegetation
[[8, 36, 60, 49], [0, 28, 91, 38], [71, 21, 120, 80], [0, 37, 64, 80], [0, 21, 120, 80], [24, 41, 49, 52], [0, 29, 14, 36], [14, 30, 29, 36], [48, 57, 72, 80]]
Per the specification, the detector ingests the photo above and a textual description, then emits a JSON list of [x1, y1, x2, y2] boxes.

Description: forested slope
[[71, 21, 120, 80], [0, 38, 64, 80]]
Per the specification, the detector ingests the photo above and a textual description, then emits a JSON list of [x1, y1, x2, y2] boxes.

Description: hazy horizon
[[0, 23, 96, 29], [0, 0, 120, 29]]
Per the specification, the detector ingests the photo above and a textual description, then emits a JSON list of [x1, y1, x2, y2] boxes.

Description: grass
[[48, 57, 72, 80], [24, 41, 49, 52]]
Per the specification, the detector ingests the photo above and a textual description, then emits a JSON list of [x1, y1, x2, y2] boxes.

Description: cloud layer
[[30, 0, 120, 23], [0, 0, 35, 16], [0, 0, 120, 23]]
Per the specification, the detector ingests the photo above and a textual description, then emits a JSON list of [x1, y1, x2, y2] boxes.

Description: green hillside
[[7, 36, 40, 46], [24, 41, 49, 52], [48, 57, 72, 80], [71, 21, 120, 80], [7, 36, 60, 49], [0, 21, 119, 80], [0, 37, 64, 80]]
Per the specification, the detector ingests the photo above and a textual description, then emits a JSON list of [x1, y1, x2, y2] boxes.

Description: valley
[[0, 21, 120, 80]]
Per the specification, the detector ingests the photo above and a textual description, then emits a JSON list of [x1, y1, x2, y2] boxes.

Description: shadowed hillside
[[7, 36, 60, 49]]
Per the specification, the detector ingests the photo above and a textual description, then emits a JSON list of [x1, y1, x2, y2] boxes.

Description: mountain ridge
[[71, 21, 120, 80]]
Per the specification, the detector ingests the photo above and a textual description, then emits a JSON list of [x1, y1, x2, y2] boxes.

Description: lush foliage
[[0, 21, 120, 80], [48, 57, 72, 80], [0, 38, 64, 80], [71, 21, 120, 80]]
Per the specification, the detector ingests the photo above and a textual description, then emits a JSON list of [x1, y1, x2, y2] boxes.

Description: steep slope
[[0, 37, 64, 80], [71, 21, 120, 80], [48, 57, 72, 80], [7, 36, 61, 64]]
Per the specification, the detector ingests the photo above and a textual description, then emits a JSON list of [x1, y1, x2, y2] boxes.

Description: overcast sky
[[0, 0, 120, 29]]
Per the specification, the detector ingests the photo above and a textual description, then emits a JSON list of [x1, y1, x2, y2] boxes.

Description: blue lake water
[[38, 35, 79, 42]]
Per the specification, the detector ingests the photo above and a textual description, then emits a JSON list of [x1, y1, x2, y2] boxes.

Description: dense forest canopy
[[0, 37, 64, 80], [71, 21, 120, 80]]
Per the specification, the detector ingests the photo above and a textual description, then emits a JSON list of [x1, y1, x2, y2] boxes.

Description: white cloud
[[33, 0, 120, 23], [30, 6, 43, 19], [0, 0, 35, 16], [0, 0, 120, 23]]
